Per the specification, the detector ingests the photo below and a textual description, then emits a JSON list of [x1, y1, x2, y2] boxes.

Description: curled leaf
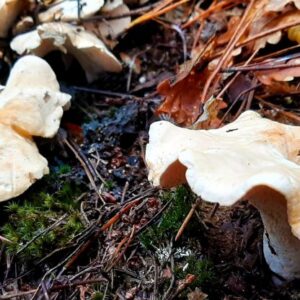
[[265, 0, 300, 12], [157, 60, 211, 126], [255, 58, 300, 85]]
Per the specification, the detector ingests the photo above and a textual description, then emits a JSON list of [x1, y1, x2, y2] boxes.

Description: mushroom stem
[[248, 187, 300, 280], [146, 111, 300, 281]]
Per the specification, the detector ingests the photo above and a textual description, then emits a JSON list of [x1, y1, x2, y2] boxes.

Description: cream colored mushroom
[[101, 0, 123, 12], [98, 4, 130, 39], [0, 55, 71, 137], [10, 22, 122, 82], [0, 0, 24, 37], [0, 56, 71, 202], [146, 110, 300, 280], [38, 0, 104, 22], [0, 124, 48, 202], [84, 3, 130, 47]]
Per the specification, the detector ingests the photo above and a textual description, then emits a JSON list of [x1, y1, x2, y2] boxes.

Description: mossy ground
[[2, 164, 85, 262], [140, 186, 216, 297], [140, 186, 193, 248]]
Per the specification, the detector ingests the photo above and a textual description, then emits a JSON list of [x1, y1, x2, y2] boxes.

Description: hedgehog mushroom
[[0, 56, 71, 202], [10, 22, 122, 82], [146, 111, 300, 280], [0, 55, 71, 137], [0, 125, 48, 202]]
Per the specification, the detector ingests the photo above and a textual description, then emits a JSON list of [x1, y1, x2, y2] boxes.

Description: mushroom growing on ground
[[0, 124, 48, 202], [146, 110, 300, 280], [0, 55, 71, 137], [10, 22, 122, 82], [0, 55, 71, 202]]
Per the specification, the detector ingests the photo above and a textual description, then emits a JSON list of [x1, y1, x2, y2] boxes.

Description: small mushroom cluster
[[11, 22, 122, 82], [0, 55, 71, 202], [0, 0, 130, 82], [0, 0, 131, 200], [146, 111, 300, 280]]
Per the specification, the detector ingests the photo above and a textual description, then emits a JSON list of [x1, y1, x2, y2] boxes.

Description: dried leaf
[[288, 24, 300, 43], [156, 47, 215, 126], [156, 67, 210, 125], [97, 4, 130, 39], [187, 288, 208, 300], [255, 58, 300, 85], [237, 1, 299, 50], [84, 4, 131, 48], [120, 52, 141, 74], [265, 0, 300, 12], [216, 16, 241, 46], [194, 97, 227, 129], [260, 81, 300, 97], [0, 0, 25, 37]]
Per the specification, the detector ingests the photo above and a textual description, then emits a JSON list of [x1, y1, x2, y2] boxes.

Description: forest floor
[[1, 3, 300, 300]]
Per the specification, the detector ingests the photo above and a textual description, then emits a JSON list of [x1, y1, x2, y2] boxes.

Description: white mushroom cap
[[98, 4, 130, 39], [0, 56, 71, 202], [0, 56, 71, 138], [10, 22, 122, 82], [38, 0, 104, 22], [146, 111, 300, 279], [0, 0, 24, 37], [0, 124, 49, 202], [101, 0, 123, 12]]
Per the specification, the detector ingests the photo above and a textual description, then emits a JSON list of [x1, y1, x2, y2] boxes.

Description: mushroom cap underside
[[146, 110, 300, 239]]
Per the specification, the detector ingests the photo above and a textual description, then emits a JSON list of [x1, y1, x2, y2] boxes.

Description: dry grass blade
[[182, 0, 245, 28], [201, 0, 256, 103], [175, 203, 197, 242]]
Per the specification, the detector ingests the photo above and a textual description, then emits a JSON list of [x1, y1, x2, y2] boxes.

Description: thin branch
[[201, 0, 255, 103], [223, 63, 300, 72], [237, 19, 300, 48]]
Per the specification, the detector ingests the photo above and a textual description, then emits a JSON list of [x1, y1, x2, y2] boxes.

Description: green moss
[[56, 164, 72, 175], [140, 186, 194, 249], [2, 174, 84, 262], [108, 106, 118, 118], [91, 291, 105, 300], [104, 179, 115, 191], [177, 255, 215, 288]]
